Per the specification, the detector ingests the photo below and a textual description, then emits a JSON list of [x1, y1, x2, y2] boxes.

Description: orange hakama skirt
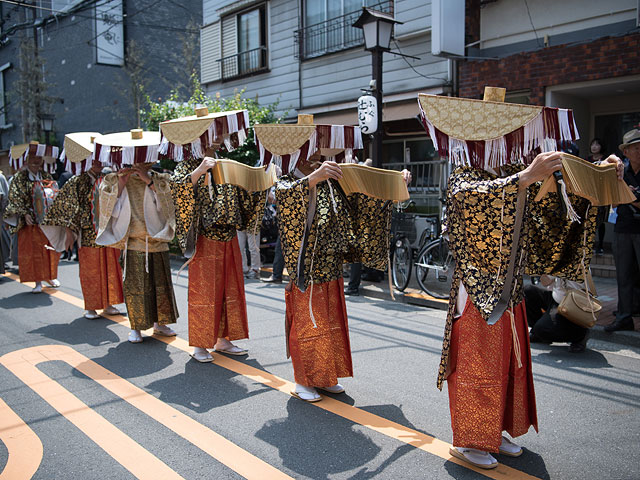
[[18, 225, 60, 283], [188, 235, 249, 348], [285, 278, 353, 387], [78, 246, 124, 311], [447, 298, 538, 453]]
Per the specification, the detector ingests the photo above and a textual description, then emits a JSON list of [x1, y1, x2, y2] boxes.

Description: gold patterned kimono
[[441, 165, 596, 451], [43, 172, 124, 310], [96, 172, 178, 330], [276, 175, 392, 387], [170, 157, 266, 348], [4, 169, 60, 283]]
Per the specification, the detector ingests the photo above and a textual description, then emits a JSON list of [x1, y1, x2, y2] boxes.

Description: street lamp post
[[353, 8, 401, 168], [39, 113, 54, 144]]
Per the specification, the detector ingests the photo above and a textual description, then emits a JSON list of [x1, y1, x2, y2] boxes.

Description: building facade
[[462, 0, 640, 159], [200, 0, 453, 211], [0, 0, 201, 173]]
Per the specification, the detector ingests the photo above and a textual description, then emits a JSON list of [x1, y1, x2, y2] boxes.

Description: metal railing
[[294, 1, 393, 60], [384, 159, 449, 214], [219, 46, 268, 80]]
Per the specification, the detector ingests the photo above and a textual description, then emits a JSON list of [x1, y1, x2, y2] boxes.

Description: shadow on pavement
[[0, 291, 54, 309], [28, 317, 120, 347], [79, 338, 174, 379], [145, 359, 271, 413], [256, 399, 380, 478]]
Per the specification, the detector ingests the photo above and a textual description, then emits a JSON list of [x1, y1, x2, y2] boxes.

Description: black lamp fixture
[[353, 8, 402, 168], [39, 113, 54, 140], [353, 8, 397, 51]]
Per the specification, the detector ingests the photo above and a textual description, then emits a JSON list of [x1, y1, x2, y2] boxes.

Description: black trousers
[[613, 232, 640, 322], [524, 285, 587, 344]]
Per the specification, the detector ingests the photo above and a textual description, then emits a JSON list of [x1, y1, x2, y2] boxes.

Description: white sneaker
[[128, 330, 143, 343], [153, 323, 177, 337], [102, 306, 120, 315], [291, 384, 322, 402], [47, 279, 61, 288], [316, 383, 345, 394], [449, 447, 498, 469], [499, 435, 523, 457], [84, 310, 100, 319], [190, 347, 214, 363], [32, 282, 43, 294]]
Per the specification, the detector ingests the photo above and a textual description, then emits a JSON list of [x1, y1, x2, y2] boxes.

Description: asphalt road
[[0, 260, 639, 480]]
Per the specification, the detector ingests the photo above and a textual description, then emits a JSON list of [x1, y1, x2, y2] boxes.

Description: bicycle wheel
[[391, 236, 412, 291], [415, 238, 454, 299]]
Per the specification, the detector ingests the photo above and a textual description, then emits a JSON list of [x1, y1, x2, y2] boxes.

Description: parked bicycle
[[414, 196, 454, 299], [390, 201, 416, 291]]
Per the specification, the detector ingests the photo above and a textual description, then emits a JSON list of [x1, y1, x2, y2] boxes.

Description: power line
[[523, 0, 542, 48], [392, 39, 448, 82]]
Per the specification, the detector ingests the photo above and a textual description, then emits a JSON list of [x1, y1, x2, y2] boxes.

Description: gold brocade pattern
[[436, 166, 597, 389], [254, 124, 316, 155], [418, 94, 542, 141], [170, 157, 266, 253], [44, 172, 101, 247], [447, 298, 537, 451], [187, 235, 249, 348], [5, 169, 55, 233], [78, 246, 123, 310], [17, 225, 60, 282], [122, 250, 178, 330], [276, 176, 392, 289], [285, 278, 352, 387]]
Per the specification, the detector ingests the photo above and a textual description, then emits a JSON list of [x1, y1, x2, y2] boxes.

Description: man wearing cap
[[4, 151, 61, 293], [96, 163, 178, 343], [43, 159, 124, 319], [605, 127, 640, 332]]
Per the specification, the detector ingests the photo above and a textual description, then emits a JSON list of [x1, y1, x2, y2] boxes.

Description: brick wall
[[459, 32, 640, 105]]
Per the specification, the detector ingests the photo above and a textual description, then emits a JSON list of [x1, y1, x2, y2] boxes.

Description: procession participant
[[254, 115, 410, 402], [41, 133, 124, 319], [418, 87, 622, 468], [160, 107, 267, 363], [4, 142, 61, 293], [95, 129, 178, 343]]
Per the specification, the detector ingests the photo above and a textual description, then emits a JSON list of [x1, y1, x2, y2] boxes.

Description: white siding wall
[[480, 0, 637, 49], [201, 21, 221, 83], [201, 0, 449, 118]]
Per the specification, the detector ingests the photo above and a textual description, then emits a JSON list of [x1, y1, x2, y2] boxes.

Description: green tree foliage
[[141, 74, 286, 169]]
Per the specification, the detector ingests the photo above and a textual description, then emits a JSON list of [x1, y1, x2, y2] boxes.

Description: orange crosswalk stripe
[[2, 272, 541, 479]]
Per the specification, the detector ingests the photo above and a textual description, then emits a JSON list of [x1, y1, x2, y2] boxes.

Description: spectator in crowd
[[525, 275, 589, 352], [605, 127, 640, 332], [587, 138, 608, 254]]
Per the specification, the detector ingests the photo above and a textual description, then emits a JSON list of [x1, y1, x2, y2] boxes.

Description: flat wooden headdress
[[93, 129, 161, 168], [10, 141, 60, 173], [159, 107, 250, 161], [61, 132, 100, 175], [418, 87, 580, 169], [254, 114, 363, 173]]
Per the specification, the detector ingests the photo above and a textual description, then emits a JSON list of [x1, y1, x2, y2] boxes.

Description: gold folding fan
[[535, 153, 636, 206], [207, 159, 276, 192], [337, 164, 409, 202]]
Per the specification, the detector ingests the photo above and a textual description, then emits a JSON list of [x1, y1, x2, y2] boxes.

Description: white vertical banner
[[95, 0, 124, 66]]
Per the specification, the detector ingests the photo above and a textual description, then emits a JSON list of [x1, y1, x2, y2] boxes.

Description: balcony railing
[[219, 46, 268, 80], [294, 1, 393, 60]]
